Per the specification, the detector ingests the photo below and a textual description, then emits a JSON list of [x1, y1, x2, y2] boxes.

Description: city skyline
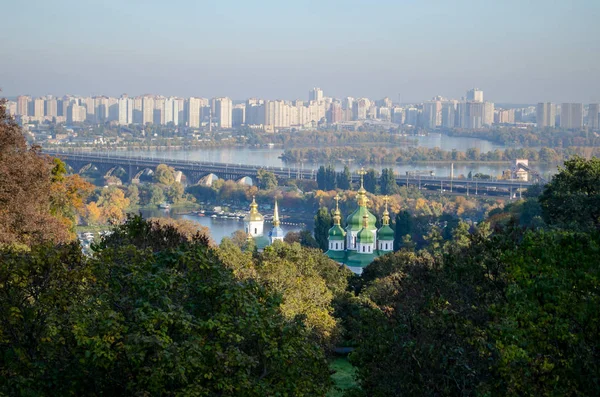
[[8, 87, 599, 132], [1, 1, 599, 103]]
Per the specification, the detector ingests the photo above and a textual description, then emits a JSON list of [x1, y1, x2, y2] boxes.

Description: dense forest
[[2, 98, 600, 396]]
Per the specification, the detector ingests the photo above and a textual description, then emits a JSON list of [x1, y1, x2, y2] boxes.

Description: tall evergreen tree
[[314, 207, 333, 252], [317, 166, 326, 190], [364, 168, 378, 193], [325, 165, 337, 190], [394, 210, 413, 250], [380, 168, 398, 195], [336, 165, 352, 190]]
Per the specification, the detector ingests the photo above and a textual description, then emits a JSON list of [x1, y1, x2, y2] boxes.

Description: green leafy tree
[[363, 168, 378, 193], [126, 183, 140, 206], [0, 216, 333, 395], [256, 169, 278, 190], [149, 184, 166, 205], [166, 181, 185, 203], [317, 165, 326, 190], [153, 163, 176, 185], [96, 186, 130, 223], [350, 227, 511, 396], [0, 243, 95, 395], [299, 229, 319, 248], [325, 165, 337, 190], [539, 156, 600, 231], [314, 207, 333, 252], [379, 168, 398, 195], [491, 230, 600, 396], [394, 210, 413, 250], [253, 242, 348, 346], [336, 165, 352, 190]]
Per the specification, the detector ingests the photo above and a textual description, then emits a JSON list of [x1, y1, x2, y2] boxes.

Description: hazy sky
[[1, 0, 599, 103]]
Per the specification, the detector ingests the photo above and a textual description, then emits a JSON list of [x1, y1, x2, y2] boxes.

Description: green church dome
[[346, 206, 376, 230], [328, 224, 346, 240], [378, 225, 394, 241], [357, 213, 375, 244]]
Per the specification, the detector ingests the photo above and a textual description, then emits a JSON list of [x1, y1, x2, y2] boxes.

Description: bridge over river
[[44, 150, 538, 198]]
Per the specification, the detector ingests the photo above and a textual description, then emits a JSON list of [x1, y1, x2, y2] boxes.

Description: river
[[138, 208, 304, 243], [109, 133, 558, 179]]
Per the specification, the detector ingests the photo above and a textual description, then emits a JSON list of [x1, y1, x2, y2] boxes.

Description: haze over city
[[2, 0, 600, 103]]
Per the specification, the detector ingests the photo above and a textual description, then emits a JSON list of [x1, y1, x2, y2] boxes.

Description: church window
[[362, 246, 365, 253], [254, 228, 257, 235], [336, 243, 339, 249]]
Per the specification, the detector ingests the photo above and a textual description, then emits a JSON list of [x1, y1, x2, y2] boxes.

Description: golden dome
[[244, 196, 264, 222]]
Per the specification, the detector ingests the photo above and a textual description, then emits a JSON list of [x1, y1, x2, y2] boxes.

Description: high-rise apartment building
[[132, 97, 143, 124], [327, 102, 343, 124], [441, 102, 457, 128], [153, 98, 165, 125], [391, 107, 404, 124], [246, 102, 266, 126], [352, 98, 370, 120], [404, 107, 419, 126], [232, 104, 246, 127], [377, 97, 393, 108], [466, 88, 484, 102], [142, 96, 154, 124], [163, 97, 178, 125], [107, 97, 119, 122], [213, 97, 233, 129], [118, 96, 132, 125], [265, 100, 291, 128], [309, 87, 323, 102], [33, 98, 44, 119], [587, 104, 599, 129], [422, 100, 441, 129], [7, 101, 17, 116], [378, 107, 391, 121], [67, 103, 86, 123], [81, 97, 95, 122], [536, 102, 555, 128], [456, 101, 494, 129], [560, 103, 583, 129], [16, 95, 30, 116], [484, 102, 495, 126], [495, 109, 515, 124], [95, 97, 110, 122], [188, 97, 201, 128], [45, 98, 58, 118]]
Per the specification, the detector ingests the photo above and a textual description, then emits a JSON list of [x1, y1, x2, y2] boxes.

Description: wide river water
[[138, 208, 303, 243], [110, 133, 559, 179]]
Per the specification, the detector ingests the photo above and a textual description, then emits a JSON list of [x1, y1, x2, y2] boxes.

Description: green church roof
[[378, 225, 394, 240], [357, 226, 374, 244], [346, 251, 380, 268], [328, 224, 346, 240], [346, 206, 377, 231], [326, 249, 347, 262], [253, 235, 271, 250]]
